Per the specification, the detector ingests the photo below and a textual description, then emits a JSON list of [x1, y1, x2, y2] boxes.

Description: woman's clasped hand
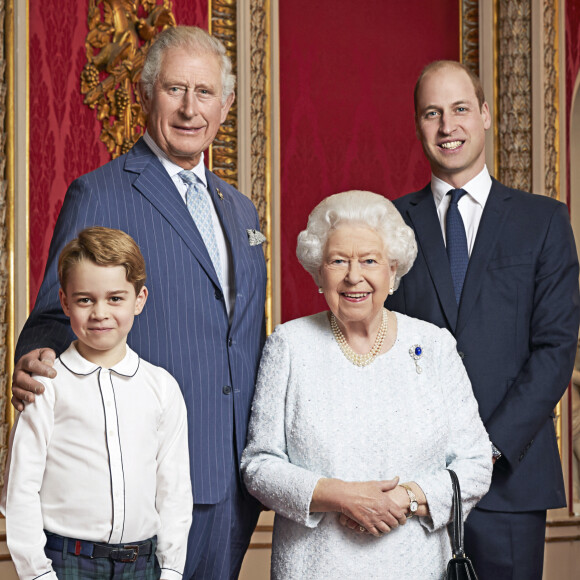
[[312, 477, 415, 536]]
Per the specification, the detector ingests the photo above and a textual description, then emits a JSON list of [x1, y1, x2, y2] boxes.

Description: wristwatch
[[400, 484, 418, 518]]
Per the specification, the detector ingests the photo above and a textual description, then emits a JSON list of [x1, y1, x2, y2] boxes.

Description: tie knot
[[447, 188, 467, 205], [179, 170, 199, 187]]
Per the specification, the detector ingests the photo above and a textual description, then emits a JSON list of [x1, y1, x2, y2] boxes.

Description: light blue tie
[[179, 170, 223, 287], [446, 188, 469, 304]]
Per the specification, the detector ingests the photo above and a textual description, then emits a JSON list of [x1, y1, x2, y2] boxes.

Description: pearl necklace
[[330, 308, 388, 367]]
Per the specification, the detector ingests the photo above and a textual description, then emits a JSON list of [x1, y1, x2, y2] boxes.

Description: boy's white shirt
[[0, 342, 192, 580]]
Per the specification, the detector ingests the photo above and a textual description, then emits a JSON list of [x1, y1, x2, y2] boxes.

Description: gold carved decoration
[[543, 0, 559, 200], [209, 0, 238, 187], [460, 0, 479, 75], [210, 0, 273, 332], [543, 0, 562, 456], [249, 0, 269, 234], [496, 0, 532, 191], [81, 0, 176, 158], [249, 0, 272, 333], [0, 0, 13, 487]]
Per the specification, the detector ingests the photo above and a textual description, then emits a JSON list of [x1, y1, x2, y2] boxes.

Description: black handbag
[[445, 469, 479, 580]]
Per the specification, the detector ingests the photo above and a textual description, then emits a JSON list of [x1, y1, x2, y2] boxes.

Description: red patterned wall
[[566, 0, 580, 209], [29, 1, 106, 305], [28, 0, 208, 306], [278, 1, 460, 322]]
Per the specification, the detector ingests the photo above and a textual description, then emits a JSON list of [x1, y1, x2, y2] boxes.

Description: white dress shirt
[[1, 343, 193, 580], [431, 166, 492, 256], [143, 132, 235, 317]]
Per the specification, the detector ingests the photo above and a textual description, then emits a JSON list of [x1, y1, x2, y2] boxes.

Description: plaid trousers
[[45, 533, 161, 580]]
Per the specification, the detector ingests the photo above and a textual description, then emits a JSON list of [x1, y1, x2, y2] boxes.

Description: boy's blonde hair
[[58, 227, 147, 294]]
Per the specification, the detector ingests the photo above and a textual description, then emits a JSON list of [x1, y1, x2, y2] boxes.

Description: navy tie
[[446, 188, 469, 303]]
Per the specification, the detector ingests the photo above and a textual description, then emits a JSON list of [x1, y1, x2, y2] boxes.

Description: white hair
[[296, 191, 417, 289], [140, 26, 235, 105]]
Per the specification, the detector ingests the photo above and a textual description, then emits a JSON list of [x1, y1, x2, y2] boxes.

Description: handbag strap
[[447, 468, 465, 558]]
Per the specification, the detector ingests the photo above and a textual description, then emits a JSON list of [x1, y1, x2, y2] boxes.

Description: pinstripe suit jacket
[[16, 139, 267, 504]]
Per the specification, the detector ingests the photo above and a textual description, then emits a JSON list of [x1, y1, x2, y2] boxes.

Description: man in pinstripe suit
[[12, 26, 267, 580]]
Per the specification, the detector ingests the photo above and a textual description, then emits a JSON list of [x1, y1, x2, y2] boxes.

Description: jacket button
[[457, 351, 465, 359], [228, 337, 233, 347], [223, 385, 232, 395]]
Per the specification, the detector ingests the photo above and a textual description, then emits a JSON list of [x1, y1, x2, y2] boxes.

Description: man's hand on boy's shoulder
[[12, 348, 57, 411]]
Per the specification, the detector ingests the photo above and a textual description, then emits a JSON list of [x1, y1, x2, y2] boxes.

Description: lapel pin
[[216, 188, 224, 201]]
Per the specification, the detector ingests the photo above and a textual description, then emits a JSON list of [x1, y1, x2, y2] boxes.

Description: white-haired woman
[[241, 191, 492, 579]]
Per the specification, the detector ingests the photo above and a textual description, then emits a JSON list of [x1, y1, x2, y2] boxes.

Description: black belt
[[45, 532, 154, 563]]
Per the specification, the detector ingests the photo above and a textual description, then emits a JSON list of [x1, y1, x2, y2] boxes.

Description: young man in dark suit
[[11, 26, 266, 580], [387, 60, 580, 579]]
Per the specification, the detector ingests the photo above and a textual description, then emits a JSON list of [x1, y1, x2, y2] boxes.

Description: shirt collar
[[142, 131, 207, 187], [59, 342, 141, 377], [431, 166, 492, 209]]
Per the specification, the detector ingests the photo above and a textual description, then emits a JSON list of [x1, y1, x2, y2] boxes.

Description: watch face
[[410, 500, 418, 513]]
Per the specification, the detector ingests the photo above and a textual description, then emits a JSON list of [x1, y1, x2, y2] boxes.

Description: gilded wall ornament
[[543, 0, 560, 200], [0, 0, 9, 487], [81, 0, 176, 158], [497, 0, 532, 191], [249, 0, 272, 333], [211, 0, 273, 332], [461, 0, 479, 75], [209, 0, 238, 186]]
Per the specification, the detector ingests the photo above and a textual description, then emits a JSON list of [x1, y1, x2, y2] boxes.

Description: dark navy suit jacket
[[16, 138, 267, 505], [388, 179, 579, 511]]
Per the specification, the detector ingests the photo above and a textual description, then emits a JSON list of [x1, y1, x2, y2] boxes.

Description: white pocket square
[[246, 229, 267, 246]]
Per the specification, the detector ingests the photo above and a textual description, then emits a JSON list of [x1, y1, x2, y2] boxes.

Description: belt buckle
[[115, 545, 139, 563]]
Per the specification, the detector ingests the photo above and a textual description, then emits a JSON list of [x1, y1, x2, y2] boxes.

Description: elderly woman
[[241, 191, 492, 579]]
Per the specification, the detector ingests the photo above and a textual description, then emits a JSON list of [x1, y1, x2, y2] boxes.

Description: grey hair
[[296, 191, 417, 289], [140, 26, 236, 105]]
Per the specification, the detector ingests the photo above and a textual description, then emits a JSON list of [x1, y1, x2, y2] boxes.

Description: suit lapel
[[406, 186, 458, 330], [456, 180, 512, 336], [124, 140, 221, 288]]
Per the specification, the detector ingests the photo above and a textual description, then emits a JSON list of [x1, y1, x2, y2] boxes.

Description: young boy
[[1, 226, 192, 580]]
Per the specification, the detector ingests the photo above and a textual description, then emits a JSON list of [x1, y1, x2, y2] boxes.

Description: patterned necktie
[[446, 188, 469, 304], [179, 170, 223, 287]]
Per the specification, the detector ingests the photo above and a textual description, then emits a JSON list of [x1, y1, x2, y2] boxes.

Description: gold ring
[[359, 525, 365, 532]]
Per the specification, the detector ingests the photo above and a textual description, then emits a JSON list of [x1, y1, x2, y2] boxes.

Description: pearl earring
[[389, 287, 394, 295], [318, 287, 324, 294]]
